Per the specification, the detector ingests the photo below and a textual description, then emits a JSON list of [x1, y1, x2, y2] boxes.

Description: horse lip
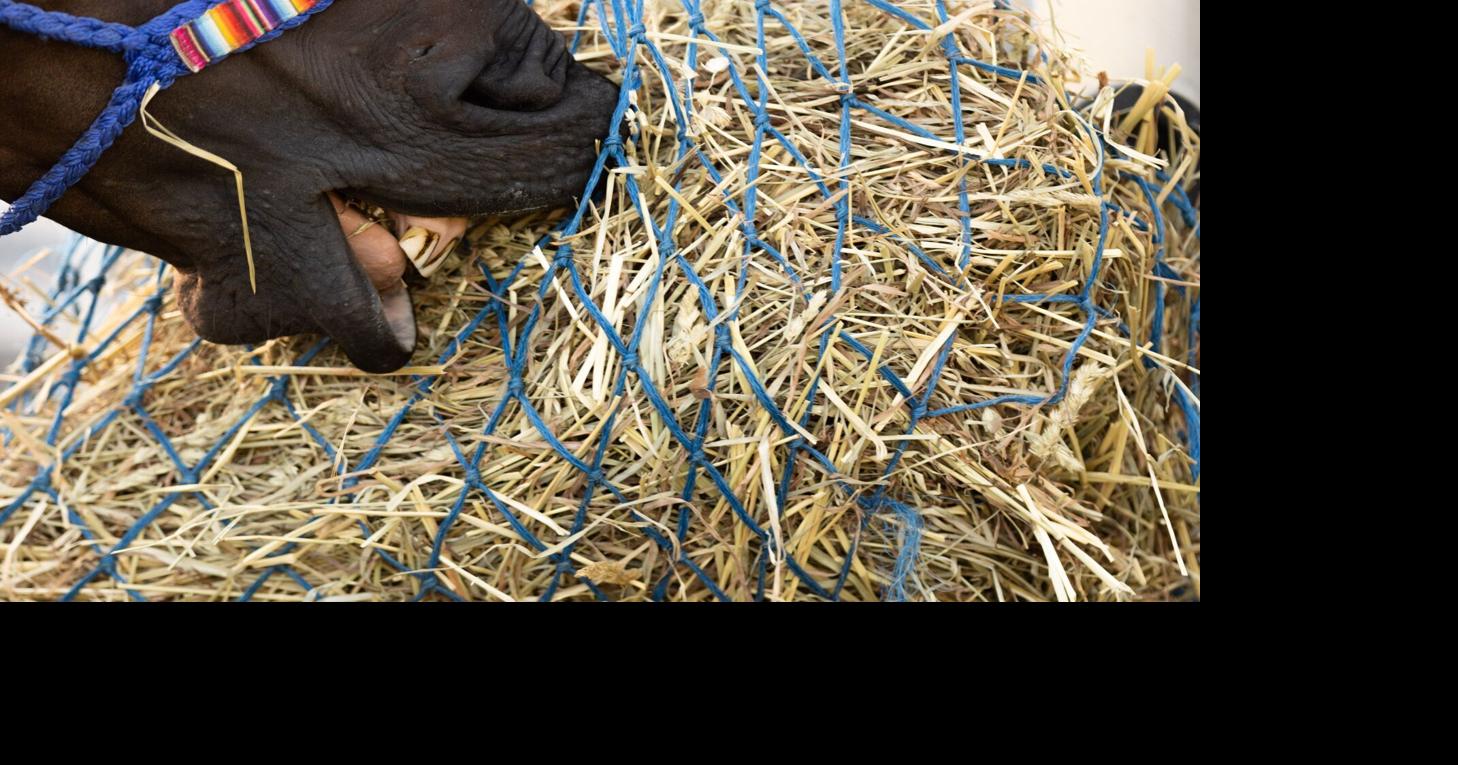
[[377, 283, 417, 352]]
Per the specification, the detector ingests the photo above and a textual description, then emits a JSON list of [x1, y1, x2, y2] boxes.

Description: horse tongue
[[328, 194, 467, 353], [332, 194, 406, 291], [340, 222, 414, 353], [330, 193, 414, 352]]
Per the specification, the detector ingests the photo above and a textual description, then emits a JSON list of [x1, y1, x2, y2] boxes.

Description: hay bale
[[0, 0, 1200, 601]]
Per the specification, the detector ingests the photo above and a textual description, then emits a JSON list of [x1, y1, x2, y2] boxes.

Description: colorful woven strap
[[170, 0, 318, 73]]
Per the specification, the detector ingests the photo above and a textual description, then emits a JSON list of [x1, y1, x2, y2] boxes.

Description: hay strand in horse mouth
[[1, 0, 1199, 602]]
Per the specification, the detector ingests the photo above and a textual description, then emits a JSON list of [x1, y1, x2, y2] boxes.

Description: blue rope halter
[[0, 0, 335, 239]]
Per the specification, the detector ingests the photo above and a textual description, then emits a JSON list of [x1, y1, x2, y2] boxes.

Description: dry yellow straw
[[139, 82, 257, 294], [2, 1, 1200, 602]]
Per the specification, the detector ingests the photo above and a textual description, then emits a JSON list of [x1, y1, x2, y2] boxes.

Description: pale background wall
[[2, 0, 1199, 367], [0, 210, 69, 368], [1043, 0, 1201, 103]]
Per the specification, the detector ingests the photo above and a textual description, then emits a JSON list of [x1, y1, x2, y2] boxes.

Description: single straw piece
[[139, 82, 258, 294]]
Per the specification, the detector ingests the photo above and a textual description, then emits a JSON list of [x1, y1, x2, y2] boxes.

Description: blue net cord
[[3, 0, 1200, 601]]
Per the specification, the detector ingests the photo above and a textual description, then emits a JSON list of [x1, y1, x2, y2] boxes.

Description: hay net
[[1, 0, 1201, 602]]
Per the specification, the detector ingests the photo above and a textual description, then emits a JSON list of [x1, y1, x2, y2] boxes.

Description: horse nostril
[[464, 24, 570, 112], [464, 65, 565, 112]]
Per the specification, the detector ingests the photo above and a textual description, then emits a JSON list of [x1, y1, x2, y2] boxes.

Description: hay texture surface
[[0, 0, 1201, 601]]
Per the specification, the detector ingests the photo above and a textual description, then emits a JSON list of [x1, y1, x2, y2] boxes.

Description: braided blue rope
[[4, 0, 1200, 601]]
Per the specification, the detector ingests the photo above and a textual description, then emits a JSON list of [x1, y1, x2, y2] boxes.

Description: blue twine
[[3, 0, 1199, 601]]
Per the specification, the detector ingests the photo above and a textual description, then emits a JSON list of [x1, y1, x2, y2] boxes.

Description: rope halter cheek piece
[[0, 0, 336, 291]]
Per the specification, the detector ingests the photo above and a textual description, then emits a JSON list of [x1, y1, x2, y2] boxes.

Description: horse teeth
[[397, 227, 441, 275]]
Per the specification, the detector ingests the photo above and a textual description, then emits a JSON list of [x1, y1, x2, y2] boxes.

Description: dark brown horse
[[1, 0, 619, 371]]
